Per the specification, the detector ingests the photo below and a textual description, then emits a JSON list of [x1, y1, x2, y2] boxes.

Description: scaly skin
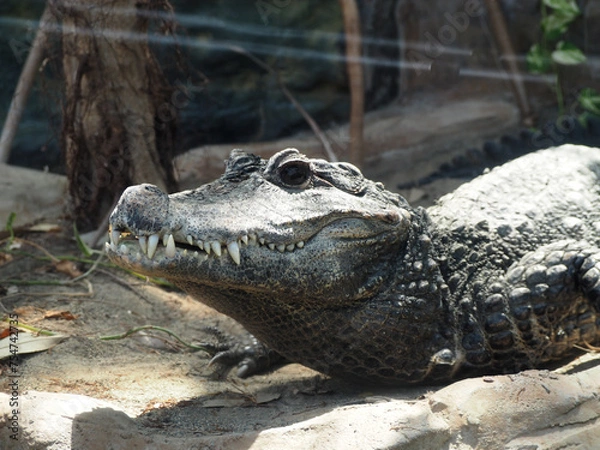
[[106, 145, 600, 384]]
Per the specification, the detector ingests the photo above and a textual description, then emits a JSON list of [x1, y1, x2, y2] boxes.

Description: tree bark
[[54, 0, 177, 232]]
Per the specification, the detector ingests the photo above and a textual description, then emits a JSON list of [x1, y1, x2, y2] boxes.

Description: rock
[[175, 97, 519, 190], [2, 359, 598, 449], [0, 164, 67, 227], [430, 365, 600, 449], [0, 391, 132, 450]]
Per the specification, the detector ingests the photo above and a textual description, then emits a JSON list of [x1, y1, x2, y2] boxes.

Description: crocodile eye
[[278, 160, 312, 188]]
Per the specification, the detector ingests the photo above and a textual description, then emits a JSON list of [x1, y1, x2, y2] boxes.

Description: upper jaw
[[106, 175, 408, 269]]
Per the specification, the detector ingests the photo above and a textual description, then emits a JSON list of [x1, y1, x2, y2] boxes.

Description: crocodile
[[106, 144, 600, 385]]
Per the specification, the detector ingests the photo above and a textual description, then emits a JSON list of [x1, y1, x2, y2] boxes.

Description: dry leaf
[[254, 391, 282, 404], [201, 395, 248, 408], [0, 331, 67, 360], [13, 306, 40, 316], [54, 260, 83, 278], [0, 252, 13, 266], [8, 241, 21, 251], [141, 399, 179, 414], [27, 223, 62, 233], [201, 391, 281, 408], [43, 310, 78, 320]]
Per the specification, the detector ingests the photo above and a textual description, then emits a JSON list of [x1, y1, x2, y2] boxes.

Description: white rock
[[2, 363, 599, 450]]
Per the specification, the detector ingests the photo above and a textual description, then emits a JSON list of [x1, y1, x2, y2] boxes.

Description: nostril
[[109, 184, 170, 234]]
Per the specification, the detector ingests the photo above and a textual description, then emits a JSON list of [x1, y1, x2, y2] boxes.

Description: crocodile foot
[[199, 327, 286, 378]]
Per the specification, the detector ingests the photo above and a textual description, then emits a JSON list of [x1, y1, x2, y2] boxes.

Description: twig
[[0, 4, 56, 163], [483, 0, 533, 127], [228, 45, 338, 162], [1, 317, 56, 336], [99, 324, 210, 353], [68, 252, 102, 282], [338, 0, 365, 167], [1, 237, 60, 263], [96, 268, 167, 304], [0, 280, 93, 297]]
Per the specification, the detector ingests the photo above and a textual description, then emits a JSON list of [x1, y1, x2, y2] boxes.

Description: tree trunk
[[54, 0, 177, 232], [339, 0, 365, 168]]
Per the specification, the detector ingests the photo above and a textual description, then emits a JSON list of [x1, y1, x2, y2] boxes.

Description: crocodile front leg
[[200, 328, 286, 378], [460, 240, 600, 374]]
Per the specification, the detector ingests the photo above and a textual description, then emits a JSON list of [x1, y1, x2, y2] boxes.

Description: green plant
[[526, 0, 586, 113], [578, 88, 600, 117], [4, 212, 16, 246]]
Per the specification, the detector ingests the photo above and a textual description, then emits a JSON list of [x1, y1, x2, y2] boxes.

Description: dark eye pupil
[[279, 162, 310, 186]]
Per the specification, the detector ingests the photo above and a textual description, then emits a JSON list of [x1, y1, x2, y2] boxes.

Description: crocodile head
[[106, 148, 414, 325]]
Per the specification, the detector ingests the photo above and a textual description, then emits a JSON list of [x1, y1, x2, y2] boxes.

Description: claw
[[198, 328, 285, 378], [236, 361, 254, 379]]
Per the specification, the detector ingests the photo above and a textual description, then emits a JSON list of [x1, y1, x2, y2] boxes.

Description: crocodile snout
[[109, 184, 170, 238]]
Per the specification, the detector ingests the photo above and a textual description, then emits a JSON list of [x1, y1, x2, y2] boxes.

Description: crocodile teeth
[[147, 234, 159, 259], [165, 234, 176, 258], [211, 241, 222, 256], [111, 230, 121, 246], [111, 227, 308, 262], [227, 241, 241, 265], [138, 236, 147, 254]]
